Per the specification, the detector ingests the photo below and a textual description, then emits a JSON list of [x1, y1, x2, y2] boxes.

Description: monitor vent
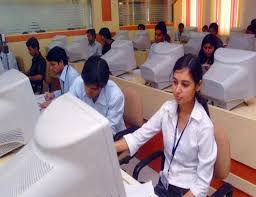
[[0, 145, 53, 197], [0, 142, 23, 157], [0, 130, 24, 145]]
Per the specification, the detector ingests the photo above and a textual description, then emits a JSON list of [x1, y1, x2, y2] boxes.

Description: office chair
[[114, 87, 144, 165], [132, 125, 234, 197]]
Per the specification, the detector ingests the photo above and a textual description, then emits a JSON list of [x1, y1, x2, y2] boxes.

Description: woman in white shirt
[[115, 54, 217, 197]]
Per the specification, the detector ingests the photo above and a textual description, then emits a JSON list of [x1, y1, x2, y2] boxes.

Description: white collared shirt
[[88, 41, 102, 57], [69, 76, 126, 134], [54, 65, 79, 98], [0, 51, 18, 71], [124, 100, 217, 197]]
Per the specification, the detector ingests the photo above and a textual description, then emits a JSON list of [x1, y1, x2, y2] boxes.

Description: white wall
[[239, 0, 256, 29]]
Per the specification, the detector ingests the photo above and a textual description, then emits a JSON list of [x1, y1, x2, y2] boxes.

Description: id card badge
[[160, 171, 169, 190]]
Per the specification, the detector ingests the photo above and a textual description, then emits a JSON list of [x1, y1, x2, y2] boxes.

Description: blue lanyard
[[167, 115, 189, 174]]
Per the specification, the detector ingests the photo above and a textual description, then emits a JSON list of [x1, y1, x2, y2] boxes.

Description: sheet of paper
[[124, 181, 158, 197]]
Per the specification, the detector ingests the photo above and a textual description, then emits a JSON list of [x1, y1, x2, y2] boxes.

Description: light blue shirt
[[88, 41, 102, 57], [0, 60, 4, 74], [54, 65, 79, 98], [0, 51, 18, 71], [69, 76, 126, 134]]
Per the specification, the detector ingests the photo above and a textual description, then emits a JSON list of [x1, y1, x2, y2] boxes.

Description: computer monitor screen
[[101, 40, 136, 76], [66, 37, 89, 62], [202, 48, 256, 110], [114, 31, 129, 40], [140, 42, 184, 89], [0, 93, 126, 197], [228, 32, 256, 51], [180, 26, 198, 42], [132, 30, 151, 50], [0, 69, 40, 157], [46, 35, 68, 53]]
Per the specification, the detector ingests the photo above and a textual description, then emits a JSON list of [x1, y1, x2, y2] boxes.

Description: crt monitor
[[184, 32, 209, 55], [46, 35, 68, 53], [66, 37, 89, 62], [227, 32, 256, 51], [180, 26, 198, 42], [202, 48, 256, 110], [101, 40, 136, 76], [114, 30, 129, 40], [0, 93, 126, 197], [0, 69, 40, 157], [140, 42, 184, 89], [132, 30, 151, 51]]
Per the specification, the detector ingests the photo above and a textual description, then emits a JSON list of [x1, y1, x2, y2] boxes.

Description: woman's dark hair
[[173, 54, 210, 116], [46, 46, 69, 65], [198, 34, 218, 65], [178, 23, 184, 29], [99, 27, 112, 40], [250, 19, 256, 34], [209, 22, 219, 34], [155, 21, 167, 35], [155, 21, 171, 42], [26, 37, 40, 50], [81, 56, 110, 88], [87, 28, 96, 38], [138, 24, 146, 30]]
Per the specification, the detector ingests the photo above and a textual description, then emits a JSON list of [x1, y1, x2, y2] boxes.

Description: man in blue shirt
[[69, 56, 126, 135], [40, 46, 79, 109]]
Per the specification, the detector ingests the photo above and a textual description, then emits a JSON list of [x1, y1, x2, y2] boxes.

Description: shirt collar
[[59, 65, 69, 82], [166, 99, 203, 122], [83, 84, 107, 106]]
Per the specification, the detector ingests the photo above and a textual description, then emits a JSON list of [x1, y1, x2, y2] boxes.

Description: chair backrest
[[213, 124, 231, 179], [122, 87, 144, 127], [16, 56, 26, 73]]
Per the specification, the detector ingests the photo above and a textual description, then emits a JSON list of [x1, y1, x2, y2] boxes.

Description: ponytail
[[195, 92, 210, 117]]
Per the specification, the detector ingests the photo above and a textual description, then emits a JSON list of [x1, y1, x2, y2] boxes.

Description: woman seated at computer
[[115, 54, 217, 197], [69, 56, 126, 135], [99, 27, 114, 55], [148, 21, 171, 59], [40, 46, 79, 108], [198, 34, 219, 74]]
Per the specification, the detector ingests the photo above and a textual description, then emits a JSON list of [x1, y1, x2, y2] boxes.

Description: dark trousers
[[154, 179, 189, 197]]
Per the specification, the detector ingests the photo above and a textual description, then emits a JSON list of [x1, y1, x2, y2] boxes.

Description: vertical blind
[[0, 0, 92, 35], [118, 0, 173, 26]]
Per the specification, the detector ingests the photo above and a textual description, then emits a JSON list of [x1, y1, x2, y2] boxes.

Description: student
[[26, 37, 46, 94], [175, 23, 184, 41], [87, 29, 102, 57], [99, 27, 114, 55], [0, 41, 18, 71], [209, 23, 223, 48], [40, 46, 79, 108], [69, 56, 126, 135], [138, 24, 146, 30], [198, 34, 219, 74], [246, 25, 254, 34], [115, 54, 217, 197], [202, 25, 209, 32], [155, 21, 170, 43], [250, 18, 256, 34], [148, 21, 171, 58]]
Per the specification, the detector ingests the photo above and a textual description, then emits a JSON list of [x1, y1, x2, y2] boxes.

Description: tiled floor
[[121, 157, 159, 186]]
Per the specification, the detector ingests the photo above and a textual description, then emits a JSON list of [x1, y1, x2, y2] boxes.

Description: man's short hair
[[26, 37, 40, 50]]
